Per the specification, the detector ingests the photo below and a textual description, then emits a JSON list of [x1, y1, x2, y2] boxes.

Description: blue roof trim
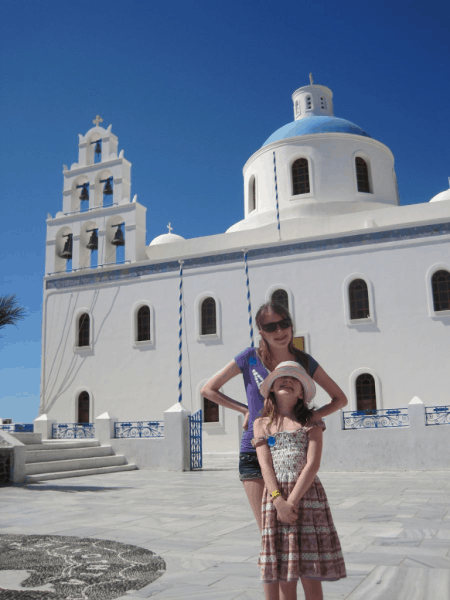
[[263, 116, 371, 146], [46, 222, 450, 290]]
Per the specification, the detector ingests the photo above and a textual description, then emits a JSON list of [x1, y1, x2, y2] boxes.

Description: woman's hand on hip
[[242, 410, 250, 430]]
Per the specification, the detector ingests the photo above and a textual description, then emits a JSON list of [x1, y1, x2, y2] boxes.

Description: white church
[[40, 78, 450, 455]]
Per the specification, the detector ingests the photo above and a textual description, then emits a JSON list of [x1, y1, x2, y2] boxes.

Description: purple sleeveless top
[[234, 347, 319, 454]]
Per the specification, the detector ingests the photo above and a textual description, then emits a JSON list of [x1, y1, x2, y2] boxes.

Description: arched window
[[137, 306, 151, 341], [295, 100, 300, 116], [320, 96, 326, 109], [306, 95, 312, 110], [249, 177, 256, 212], [432, 270, 450, 312], [78, 313, 90, 347], [355, 374, 376, 412], [201, 297, 217, 335], [292, 159, 310, 195], [78, 391, 90, 423], [203, 397, 219, 423], [349, 279, 370, 320], [355, 157, 371, 193], [271, 289, 289, 310]]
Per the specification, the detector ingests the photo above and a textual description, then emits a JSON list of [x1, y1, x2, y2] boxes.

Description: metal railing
[[47, 260, 131, 277], [0, 423, 33, 433], [52, 423, 95, 439], [425, 406, 450, 426], [114, 421, 164, 438], [343, 408, 409, 430], [63, 202, 119, 216]]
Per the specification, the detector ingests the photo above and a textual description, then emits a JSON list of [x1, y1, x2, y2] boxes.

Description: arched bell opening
[[77, 391, 90, 423], [71, 176, 89, 213], [79, 221, 99, 269], [87, 133, 102, 166], [95, 170, 113, 207], [55, 226, 73, 273], [105, 215, 126, 265]]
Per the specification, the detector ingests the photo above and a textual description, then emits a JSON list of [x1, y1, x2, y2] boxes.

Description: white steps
[[24, 440, 137, 482], [26, 464, 137, 483]]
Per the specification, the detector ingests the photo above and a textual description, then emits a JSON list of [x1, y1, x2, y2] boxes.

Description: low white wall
[[93, 402, 191, 471], [321, 398, 450, 471]]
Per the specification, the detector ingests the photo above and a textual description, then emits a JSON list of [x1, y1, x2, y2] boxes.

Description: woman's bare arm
[[200, 360, 248, 415], [311, 366, 348, 419], [287, 426, 323, 506]]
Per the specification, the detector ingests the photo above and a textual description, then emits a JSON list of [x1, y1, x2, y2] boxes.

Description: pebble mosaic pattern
[[0, 534, 165, 600]]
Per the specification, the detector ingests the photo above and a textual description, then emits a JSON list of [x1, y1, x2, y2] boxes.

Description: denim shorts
[[239, 452, 263, 481]]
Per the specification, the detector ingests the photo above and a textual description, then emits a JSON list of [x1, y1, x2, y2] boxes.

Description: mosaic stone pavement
[[0, 534, 165, 599], [0, 469, 449, 599]]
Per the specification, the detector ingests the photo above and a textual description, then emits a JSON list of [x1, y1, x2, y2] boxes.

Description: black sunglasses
[[261, 318, 292, 333]]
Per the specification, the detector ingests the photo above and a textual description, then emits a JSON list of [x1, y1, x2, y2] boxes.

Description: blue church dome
[[263, 116, 371, 146]]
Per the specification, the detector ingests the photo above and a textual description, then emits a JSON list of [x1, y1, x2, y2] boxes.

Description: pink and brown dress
[[257, 427, 346, 583]]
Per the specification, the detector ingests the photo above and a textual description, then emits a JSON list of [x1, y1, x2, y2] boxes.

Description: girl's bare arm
[[253, 418, 280, 495], [200, 360, 248, 415], [287, 427, 323, 506], [254, 418, 298, 524], [312, 366, 348, 419]]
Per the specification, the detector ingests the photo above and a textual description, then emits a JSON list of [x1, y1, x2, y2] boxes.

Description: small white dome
[[430, 188, 450, 203], [149, 232, 185, 246]]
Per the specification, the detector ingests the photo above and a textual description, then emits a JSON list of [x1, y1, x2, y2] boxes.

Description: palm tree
[[0, 294, 27, 337]]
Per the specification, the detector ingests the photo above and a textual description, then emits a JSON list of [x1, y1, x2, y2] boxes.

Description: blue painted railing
[[52, 423, 95, 439], [425, 406, 450, 426], [0, 423, 34, 433], [343, 408, 409, 430], [114, 421, 164, 438], [189, 409, 202, 470]]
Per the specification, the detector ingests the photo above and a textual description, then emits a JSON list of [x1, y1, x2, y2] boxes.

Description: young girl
[[201, 302, 347, 532], [252, 361, 346, 600]]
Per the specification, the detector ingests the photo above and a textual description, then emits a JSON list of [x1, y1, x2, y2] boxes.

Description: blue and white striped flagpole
[[242, 249, 254, 348], [273, 151, 281, 240], [178, 260, 184, 403]]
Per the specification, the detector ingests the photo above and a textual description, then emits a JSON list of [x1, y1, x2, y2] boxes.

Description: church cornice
[[63, 156, 131, 176], [45, 221, 450, 291]]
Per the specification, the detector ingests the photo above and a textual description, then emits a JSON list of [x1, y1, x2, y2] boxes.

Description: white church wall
[[41, 226, 450, 460]]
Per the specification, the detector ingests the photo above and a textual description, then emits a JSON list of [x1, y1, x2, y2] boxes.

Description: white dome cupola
[[292, 74, 334, 120], [429, 178, 450, 203], [228, 77, 400, 234]]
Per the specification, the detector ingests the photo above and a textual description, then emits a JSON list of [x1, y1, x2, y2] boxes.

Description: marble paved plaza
[[0, 468, 449, 599]]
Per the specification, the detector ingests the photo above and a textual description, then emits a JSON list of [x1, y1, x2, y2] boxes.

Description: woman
[[200, 302, 347, 531]]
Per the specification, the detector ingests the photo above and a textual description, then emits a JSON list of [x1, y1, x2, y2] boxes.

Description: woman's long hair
[[260, 388, 314, 432], [255, 302, 310, 373]]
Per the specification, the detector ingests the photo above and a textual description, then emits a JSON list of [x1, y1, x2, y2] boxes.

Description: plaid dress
[[259, 428, 346, 583]]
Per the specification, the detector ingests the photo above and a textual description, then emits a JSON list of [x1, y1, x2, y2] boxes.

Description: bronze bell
[[79, 184, 89, 201], [94, 140, 102, 155], [111, 224, 125, 246], [86, 229, 98, 250], [60, 234, 73, 259], [103, 178, 113, 195]]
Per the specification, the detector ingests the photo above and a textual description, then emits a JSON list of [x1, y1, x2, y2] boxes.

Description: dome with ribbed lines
[[263, 116, 371, 146]]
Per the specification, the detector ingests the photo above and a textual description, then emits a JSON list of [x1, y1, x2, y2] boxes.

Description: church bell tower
[[45, 116, 147, 275]]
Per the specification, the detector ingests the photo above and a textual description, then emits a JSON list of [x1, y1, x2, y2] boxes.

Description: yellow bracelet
[[271, 490, 282, 500]]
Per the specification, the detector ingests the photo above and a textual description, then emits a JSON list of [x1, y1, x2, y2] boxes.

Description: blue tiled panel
[[46, 222, 450, 290]]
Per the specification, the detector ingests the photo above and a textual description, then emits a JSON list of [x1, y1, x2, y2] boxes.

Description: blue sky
[[1, 0, 449, 422]]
